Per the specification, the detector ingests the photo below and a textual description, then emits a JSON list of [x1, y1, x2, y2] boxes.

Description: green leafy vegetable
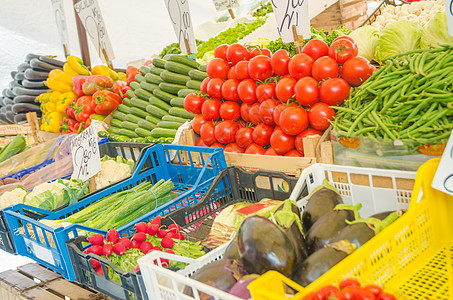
[[349, 26, 380, 61], [253, 1, 273, 17], [421, 12, 453, 49]]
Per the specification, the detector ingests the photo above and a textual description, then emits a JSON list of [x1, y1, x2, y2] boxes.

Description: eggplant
[[13, 87, 47, 97], [11, 103, 40, 114], [224, 239, 240, 261], [25, 53, 41, 63], [302, 184, 343, 232], [15, 72, 25, 82], [0, 107, 6, 113], [24, 69, 49, 81], [305, 204, 360, 254], [22, 79, 46, 89], [14, 113, 28, 123], [5, 111, 14, 123], [371, 210, 400, 220], [0, 97, 5, 107], [0, 113, 10, 124], [3, 88, 15, 99], [30, 58, 61, 71], [228, 274, 259, 299], [292, 240, 356, 287], [11, 71, 18, 79], [14, 95, 36, 104], [9, 80, 21, 89], [4, 98, 14, 105], [39, 56, 65, 67], [4, 104, 13, 111], [237, 216, 296, 277], [17, 63, 31, 72]]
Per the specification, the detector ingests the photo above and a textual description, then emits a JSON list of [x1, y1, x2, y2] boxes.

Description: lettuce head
[[349, 26, 380, 62], [421, 12, 453, 49]]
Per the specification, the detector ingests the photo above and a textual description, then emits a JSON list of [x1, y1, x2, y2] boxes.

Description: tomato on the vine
[[264, 147, 280, 156], [195, 137, 208, 147], [329, 38, 358, 65], [341, 56, 373, 87], [240, 103, 251, 122], [312, 56, 338, 81], [302, 39, 329, 61], [215, 120, 239, 144], [308, 102, 335, 131], [200, 77, 210, 93], [219, 101, 241, 121], [252, 123, 273, 146], [244, 143, 266, 155], [224, 143, 244, 153], [221, 79, 240, 102], [285, 149, 303, 157], [235, 60, 250, 81], [248, 55, 273, 81], [295, 77, 319, 107], [214, 44, 229, 60], [352, 289, 376, 300], [270, 127, 295, 154], [319, 78, 350, 106], [207, 58, 230, 80], [363, 285, 382, 298], [250, 48, 272, 58], [377, 293, 396, 300], [341, 286, 358, 300], [192, 114, 207, 134], [227, 66, 237, 80], [295, 128, 322, 155], [276, 76, 297, 102], [271, 49, 291, 75], [288, 53, 313, 80], [279, 106, 309, 135], [248, 102, 262, 125], [256, 82, 276, 103], [237, 79, 257, 104], [184, 93, 205, 114], [200, 122, 216, 145], [226, 43, 250, 65], [206, 78, 224, 99], [259, 98, 279, 126], [201, 98, 221, 121], [339, 279, 361, 290], [235, 127, 254, 149]]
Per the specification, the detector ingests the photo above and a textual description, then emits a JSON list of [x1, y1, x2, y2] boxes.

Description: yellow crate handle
[[408, 157, 441, 211]]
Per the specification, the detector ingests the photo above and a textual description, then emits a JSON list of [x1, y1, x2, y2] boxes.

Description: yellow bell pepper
[[67, 55, 91, 76], [45, 102, 56, 112], [49, 69, 73, 86], [46, 78, 73, 93], [44, 111, 65, 133], [49, 92, 62, 103], [56, 92, 76, 113], [38, 92, 52, 103], [91, 65, 118, 81], [63, 63, 79, 77], [117, 72, 127, 82]]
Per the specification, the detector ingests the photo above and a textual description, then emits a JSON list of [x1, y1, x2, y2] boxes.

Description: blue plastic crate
[[4, 144, 227, 281]]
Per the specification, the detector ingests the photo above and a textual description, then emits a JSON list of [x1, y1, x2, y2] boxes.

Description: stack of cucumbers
[[106, 54, 208, 143]]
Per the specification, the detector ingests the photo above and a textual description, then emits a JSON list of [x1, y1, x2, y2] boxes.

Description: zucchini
[[159, 82, 186, 95], [186, 80, 202, 90], [130, 97, 150, 110], [138, 119, 157, 131], [169, 107, 196, 119], [199, 64, 207, 72], [146, 115, 161, 125], [126, 114, 143, 124], [135, 88, 153, 100], [146, 104, 168, 119], [145, 73, 164, 85], [125, 89, 136, 99], [151, 128, 177, 138], [140, 65, 151, 75], [108, 126, 122, 135], [123, 98, 133, 107], [170, 97, 185, 108], [149, 66, 165, 76], [149, 96, 171, 111], [167, 54, 200, 69], [119, 128, 139, 138], [188, 69, 208, 81], [38, 56, 65, 68], [162, 115, 191, 123], [164, 61, 194, 76], [121, 121, 138, 131], [112, 111, 127, 121], [160, 70, 191, 85], [178, 88, 196, 97], [135, 74, 145, 83], [22, 79, 46, 89], [140, 81, 158, 93], [135, 128, 152, 138], [157, 121, 182, 130], [110, 119, 123, 128], [153, 89, 174, 103], [13, 87, 48, 96], [130, 81, 141, 91], [13, 95, 36, 104], [117, 104, 131, 114], [15, 72, 25, 82], [130, 107, 149, 119], [24, 69, 48, 81], [30, 58, 60, 72], [152, 58, 167, 69]]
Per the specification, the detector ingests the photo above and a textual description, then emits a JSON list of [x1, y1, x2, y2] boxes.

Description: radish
[[161, 261, 169, 268], [140, 241, 153, 254], [147, 224, 159, 236], [133, 232, 146, 243], [164, 249, 175, 254], [87, 234, 105, 246], [102, 244, 114, 257], [161, 237, 174, 249], [133, 265, 140, 272], [176, 234, 185, 240], [95, 267, 104, 276], [168, 224, 181, 234], [132, 240, 142, 249], [165, 232, 177, 239], [91, 259, 101, 269], [135, 222, 148, 233], [119, 238, 132, 250], [157, 229, 167, 238], [151, 216, 161, 227], [107, 229, 119, 244], [84, 248, 92, 254], [89, 245, 103, 256], [160, 258, 169, 265], [152, 246, 162, 251], [113, 243, 126, 255]]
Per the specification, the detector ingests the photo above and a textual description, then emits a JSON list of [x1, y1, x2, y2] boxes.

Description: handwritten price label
[[164, 0, 197, 55], [271, 0, 310, 43], [432, 129, 453, 196], [445, 0, 453, 37], [212, 0, 239, 12], [70, 125, 101, 181], [51, 0, 70, 55], [74, 0, 115, 63]]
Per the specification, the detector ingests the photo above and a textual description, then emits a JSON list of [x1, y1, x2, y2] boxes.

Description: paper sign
[[445, 0, 453, 37], [212, 0, 240, 12], [164, 0, 197, 55], [271, 0, 311, 43], [71, 125, 101, 182], [432, 129, 453, 195], [73, 0, 115, 63], [51, 0, 70, 56]]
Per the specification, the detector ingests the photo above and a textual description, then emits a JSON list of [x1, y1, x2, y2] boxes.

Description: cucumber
[[135, 88, 153, 100], [130, 97, 150, 110], [167, 54, 200, 69], [140, 81, 159, 94], [170, 97, 185, 108], [125, 90, 136, 99], [162, 115, 191, 123], [121, 121, 138, 131], [146, 104, 168, 119], [186, 80, 202, 90], [157, 121, 182, 130], [164, 61, 194, 76], [123, 98, 133, 107], [149, 96, 171, 111], [149, 66, 165, 76], [126, 114, 143, 124], [188, 69, 208, 81], [117, 104, 131, 114], [151, 128, 177, 138], [107, 126, 122, 135], [159, 82, 186, 95], [199, 64, 207, 72], [135, 74, 145, 83], [112, 111, 127, 121], [178, 89, 196, 97], [152, 58, 167, 69], [169, 107, 196, 119], [130, 81, 141, 91], [145, 73, 164, 85], [153, 89, 174, 103], [138, 119, 157, 131], [140, 65, 151, 75], [146, 115, 161, 125], [110, 119, 123, 128], [119, 128, 139, 138], [160, 70, 191, 85], [130, 107, 149, 119], [135, 128, 152, 138]]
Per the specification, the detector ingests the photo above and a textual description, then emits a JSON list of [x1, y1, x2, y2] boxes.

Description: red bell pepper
[[74, 95, 95, 123], [72, 75, 89, 97], [112, 80, 130, 99], [126, 66, 140, 86], [59, 117, 77, 134], [82, 75, 113, 95], [84, 114, 106, 129], [65, 98, 77, 119], [93, 90, 121, 115], [73, 122, 84, 133]]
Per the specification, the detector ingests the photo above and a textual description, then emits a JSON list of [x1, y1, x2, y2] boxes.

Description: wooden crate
[[0, 264, 109, 300], [311, 0, 368, 32]]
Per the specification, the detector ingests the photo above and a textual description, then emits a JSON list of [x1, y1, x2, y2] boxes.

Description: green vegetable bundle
[[332, 45, 453, 145], [0, 135, 26, 163]]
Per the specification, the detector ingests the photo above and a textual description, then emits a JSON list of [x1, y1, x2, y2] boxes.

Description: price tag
[[73, 0, 115, 63], [445, 0, 453, 37], [164, 0, 197, 55], [51, 0, 70, 56], [271, 0, 311, 43], [212, 0, 239, 12], [432, 129, 453, 196], [71, 125, 101, 182]]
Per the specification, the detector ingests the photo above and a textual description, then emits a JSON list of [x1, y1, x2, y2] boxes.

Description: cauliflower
[[24, 181, 66, 203], [94, 160, 132, 190], [0, 188, 27, 209]]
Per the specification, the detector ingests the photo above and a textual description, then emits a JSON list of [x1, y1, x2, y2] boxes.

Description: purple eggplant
[[228, 274, 259, 299], [224, 239, 240, 261]]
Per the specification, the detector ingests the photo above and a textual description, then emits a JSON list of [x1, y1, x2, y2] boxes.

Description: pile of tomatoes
[[184, 37, 375, 156]]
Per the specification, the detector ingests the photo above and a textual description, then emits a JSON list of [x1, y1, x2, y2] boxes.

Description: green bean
[[401, 97, 433, 127], [346, 102, 378, 136]]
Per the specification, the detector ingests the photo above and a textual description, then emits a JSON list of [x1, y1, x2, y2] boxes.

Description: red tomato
[[315, 285, 340, 299], [312, 56, 339, 81], [252, 124, 273, 146], [341, 286, 359, 300], [377, 293, 396, 300], [200, 77, 210, 93], [207, 58, 230, 80], [288, 53, 313, 80], [256, 82, 276, 103], [235, 127, 254, 149], [195, 137, 208, 147], [200, 122, 216, 145], [192, 114, 207, 134], [215, 120, 239, 144], [245, 143, 266, 155], [332, 35, 357, 45], [302, 39, 329, 61], [339, 279, 361, 290], [201, 98, 221, 121], [279, 106, 309, 135], [226, 43, 250, 65], [271, 49, 291, 75], [214, 44, 229, 60], [259, 98, 279, 126], [240, 103, 251, 122], [276, 76, 297, 102], [329, 38, 358, 65], [227, 66, 237, 80], [319, 78, 350, 106], [352, 289, 376, 300], [221, 79, 240, 101], [237, 79, 257, 104], [219, 101, 241, 121], [237, 120, 247, 128], [211, 142, 225, 149], [273, 103, 298, 127], [224, 143, 244, 153], [206, 78, 224, 99], [248, 102, 262, 125], [250, 48, 272, 58], [235, 61, 250, 81], [248, 55, 272, 81], [363, 285, 382, 298], [370, 64, 377, 73], [309, 102, 335, 131], [303, 293, 319, 300], [295, 128, 322, 154], [184, 93, 205, 114], [270, 127, 295, 154], [264, 148, 280, 156], [341, 56, 373, 87], [285, 149, 303, 157], [295, 77, 319, 107]]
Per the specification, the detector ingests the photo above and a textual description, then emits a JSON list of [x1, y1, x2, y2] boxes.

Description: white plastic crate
[[138, 164, 417, 300]]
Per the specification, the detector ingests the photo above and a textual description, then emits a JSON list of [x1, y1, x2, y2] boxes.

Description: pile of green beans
[[332, 45, 453, 145]]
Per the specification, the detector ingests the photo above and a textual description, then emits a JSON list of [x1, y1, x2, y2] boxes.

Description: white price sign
[[73, 0, 115, 63], [212, 0, 239, 12], [445, 0, 453, 37], [164, 0, 197, 55], [71, 125, 101, 182], [51, 0, 70, 55], [271, 0, 311, 43], [432, 130, 453, 196]]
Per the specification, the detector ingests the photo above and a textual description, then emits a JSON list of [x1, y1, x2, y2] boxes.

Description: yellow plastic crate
[[249, 158, 453, 300]]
